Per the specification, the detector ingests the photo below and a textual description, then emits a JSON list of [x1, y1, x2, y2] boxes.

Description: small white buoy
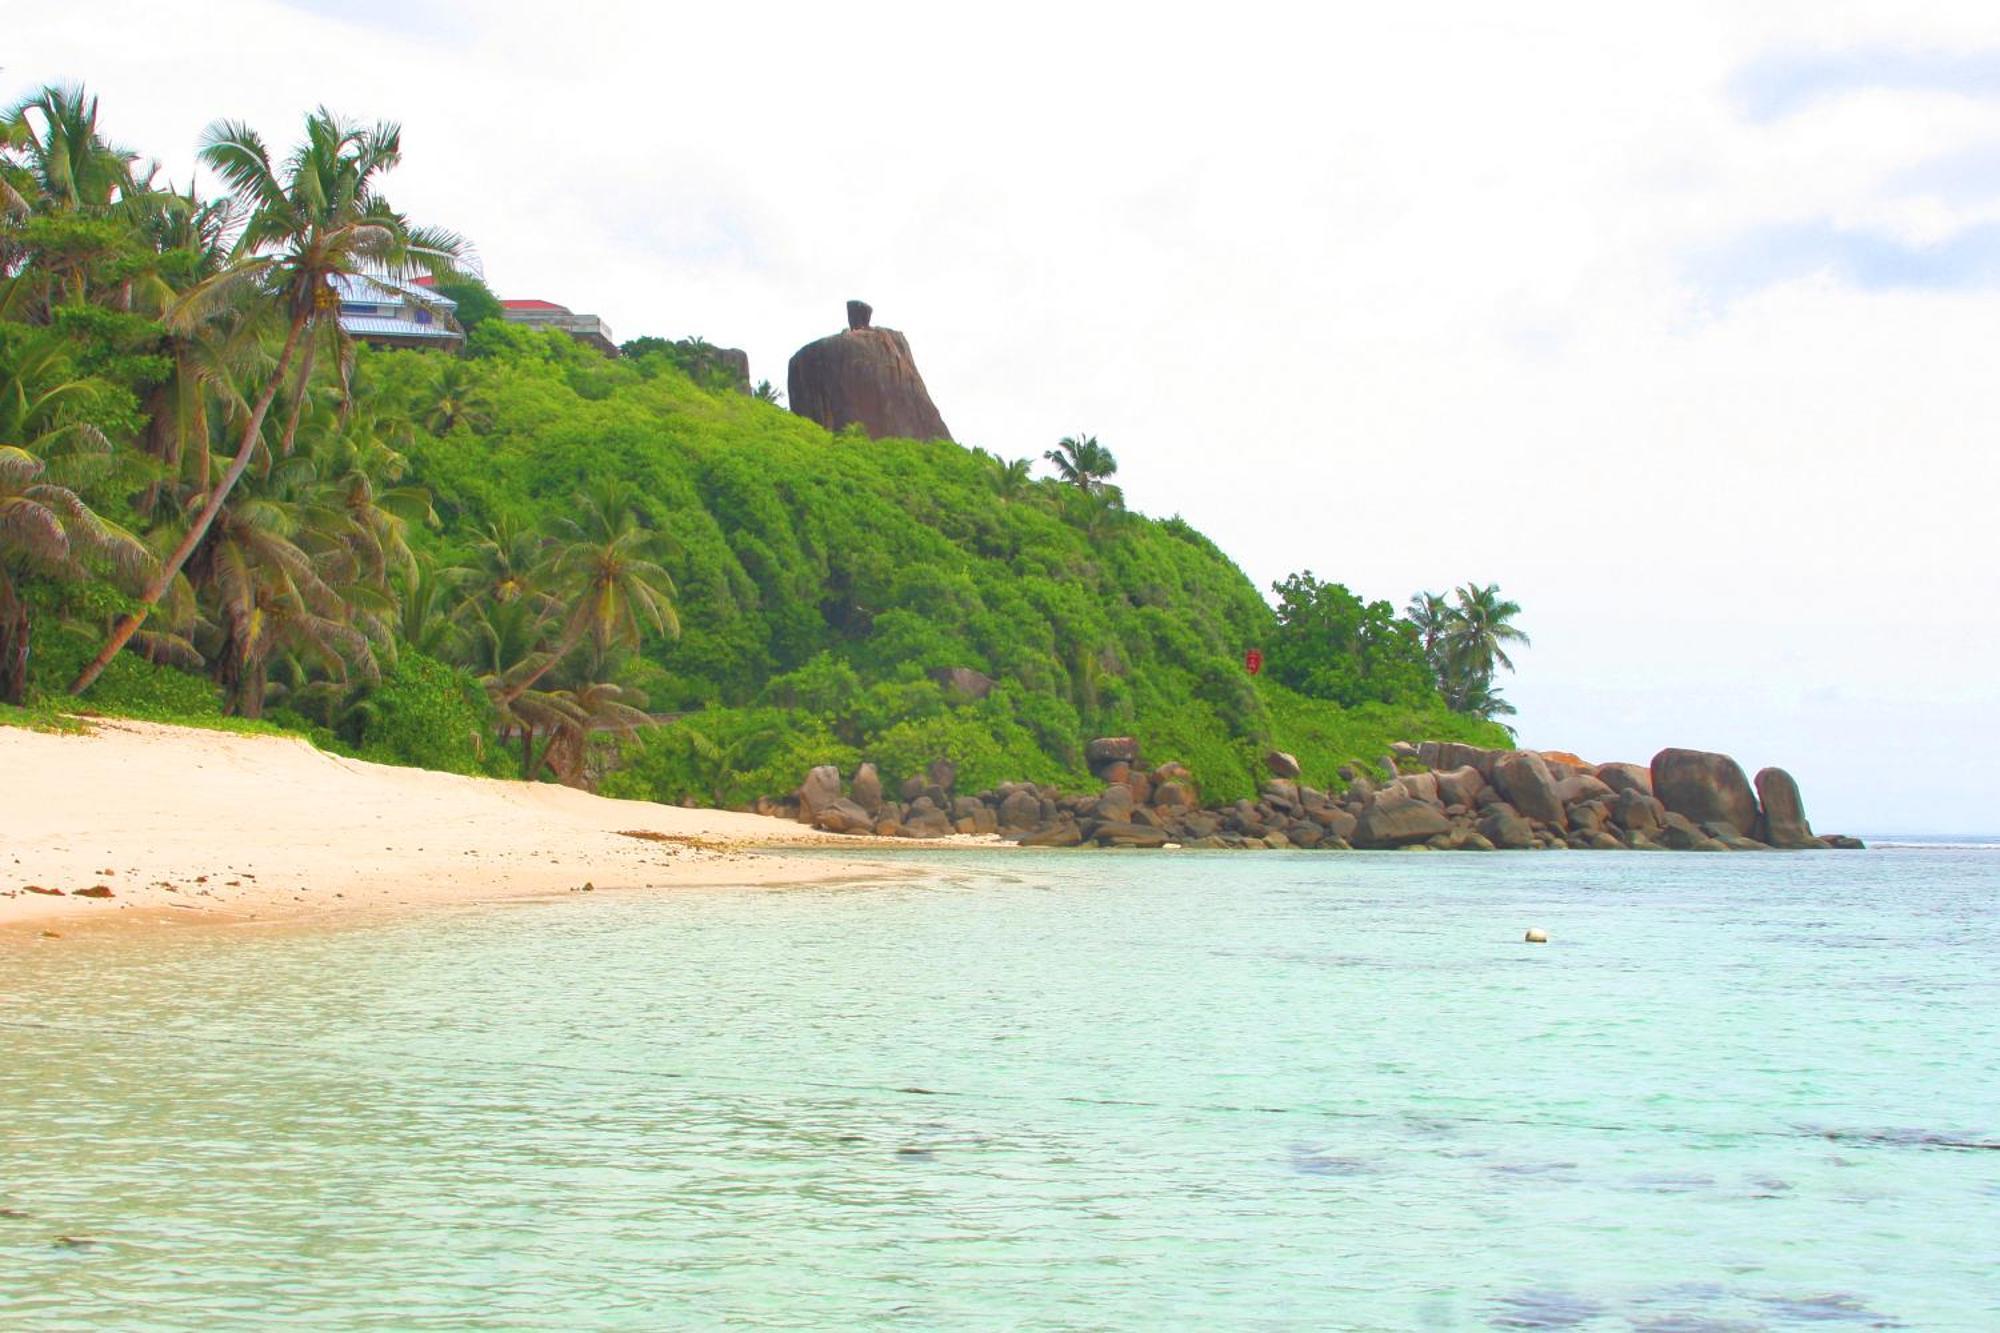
[[1524, 928, 1548, 944]]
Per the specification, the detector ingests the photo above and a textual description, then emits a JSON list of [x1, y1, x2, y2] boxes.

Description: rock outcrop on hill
[[762, 739, 1862, 853], [787, 300, 951, 441]]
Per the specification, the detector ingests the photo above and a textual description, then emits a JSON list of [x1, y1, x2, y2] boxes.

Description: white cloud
[[11, 0, 2000, 831]]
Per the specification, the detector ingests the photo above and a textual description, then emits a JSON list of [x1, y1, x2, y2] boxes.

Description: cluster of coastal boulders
[[763, 737, 1862, 852], [786, 300, 953, 441]]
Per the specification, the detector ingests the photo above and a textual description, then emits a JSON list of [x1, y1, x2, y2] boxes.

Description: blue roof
[[338, 315, 462, 341]]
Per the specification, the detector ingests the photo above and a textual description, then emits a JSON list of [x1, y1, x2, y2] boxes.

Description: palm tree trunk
[[68, 314, 310, 696], [0, 580, 29, 706], [494, 624, 585, 707], [275, 331, 319, 458]]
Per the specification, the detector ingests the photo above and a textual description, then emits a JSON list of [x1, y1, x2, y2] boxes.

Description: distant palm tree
[[0, 445, 153, 702], [1447, 582, 1529, 685], [1043, 433, 1118, 494], [750, 379, 783, 405], [987, 454, 1035, 501], [422, 361, 494, 435], [1406, 591, 1451, 671], [70, 105, 466, 695]]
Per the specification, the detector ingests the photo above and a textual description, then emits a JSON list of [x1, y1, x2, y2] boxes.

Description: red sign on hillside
[[1245, 648, 1263, 676]]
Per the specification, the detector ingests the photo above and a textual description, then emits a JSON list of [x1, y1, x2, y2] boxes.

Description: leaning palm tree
[[1043, 433, 1119, 495], [0, 445, 154, 702], [70, 106, 467, 695]]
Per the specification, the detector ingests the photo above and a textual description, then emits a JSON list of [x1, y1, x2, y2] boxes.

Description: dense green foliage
[[0, 84, 1513, 806]]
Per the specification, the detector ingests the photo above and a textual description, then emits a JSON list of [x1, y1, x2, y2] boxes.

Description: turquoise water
[[3, 849, 1997, 1329]]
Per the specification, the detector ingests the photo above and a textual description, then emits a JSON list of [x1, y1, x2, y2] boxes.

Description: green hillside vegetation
[[0, 86, 1512, 808]]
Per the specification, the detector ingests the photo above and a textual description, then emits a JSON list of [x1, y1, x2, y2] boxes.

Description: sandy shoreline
[[0, 718, 963, 936]]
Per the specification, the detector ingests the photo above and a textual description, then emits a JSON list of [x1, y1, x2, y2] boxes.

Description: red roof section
[[501, 299, 570, 312]]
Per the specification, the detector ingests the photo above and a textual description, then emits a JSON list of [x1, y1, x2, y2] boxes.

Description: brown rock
[[1353, 791, 1452, 847], [1595, 762, 1653, 797], [1555, 774, 1615, 806], [1437, 742, 1498, 776], [1491, 752, 1567, 828], [851, 763, 883, 814], [998, 788, 1042, 830], [1651, 748, 1758, 837], [1434, 765, 1484, 808], [1265, 750, 1302, 779], [1086, 737, 1141, 769], [1093, 820, 1169, 848], [1611, 788, 1666, 836], [1753, 767, 1819, 849], [1094, 784, 1134, 821], [798, 765, 842, 818], [813, 798, 875, 834], [1398, 772, 1442, 806], [786, 305, 951, 441], [1479, 804, 1536, 849]]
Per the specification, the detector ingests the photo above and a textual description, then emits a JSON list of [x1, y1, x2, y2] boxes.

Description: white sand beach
[[0, 719, 922, 934]]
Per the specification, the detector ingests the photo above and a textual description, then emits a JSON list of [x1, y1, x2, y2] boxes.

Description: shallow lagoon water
[[3, 848, 1997, 1329]]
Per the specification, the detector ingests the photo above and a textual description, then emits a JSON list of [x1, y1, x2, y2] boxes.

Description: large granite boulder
[[1754, 767, 1819, 849], [1353, 791, 1451, 847], [998, 788, 1042, 831], [1611, 788, 1666, 836], [851, 762, 883, 814], [797, 765, 842, 819], [1398, 772, 1442, 806], [1651, 748, 1758, 837], [1491, 751, 1566, 828], [1555, 773, 1615, 806], [1434, 765, 1485, 809], [787, 301, 951, 441], [813, 798, 875, 834], [1478, 803, 1536, 849], [1437, 742, 1498, 776], [1093, 784, 1135, 822], [1595, 762, 1653, 796]]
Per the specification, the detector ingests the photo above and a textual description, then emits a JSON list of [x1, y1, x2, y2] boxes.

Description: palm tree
[[422, 361, 493, 435], [1446, 582, 1529, 686], [750, 379, 782, 405], [495, 486, 677, 705], [0, 84, 140, 216], [1406, 590, 1453, 679], [70, 106, 466, 695], [0, 445, 153, 702], [195, 490, 374, 717], [986, 454, 1035, 502], [1043, 433, 1119, 494]]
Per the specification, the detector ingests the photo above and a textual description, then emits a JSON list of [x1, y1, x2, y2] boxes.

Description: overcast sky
[[11, 2, 2000, 833]]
